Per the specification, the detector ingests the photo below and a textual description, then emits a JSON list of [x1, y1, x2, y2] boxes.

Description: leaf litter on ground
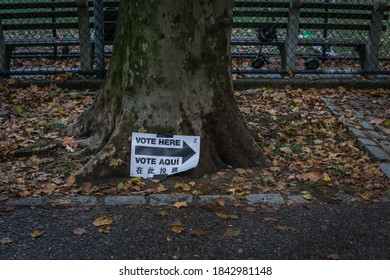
[[0, 82, 389, 201]]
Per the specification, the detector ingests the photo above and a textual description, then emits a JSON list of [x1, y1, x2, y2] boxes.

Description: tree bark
[[68, 0, 269, 182]]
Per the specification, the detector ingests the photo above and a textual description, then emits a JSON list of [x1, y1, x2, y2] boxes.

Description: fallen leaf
[[30, 230, 43, 238], [224, 228, 240, 238], [173, 201, 188, 208], [190, 229, 207, 237], [217, 198, 227, 206], [156, 211, 169, 217], [98, 226, 112, 234], [175, 183, 191, 192], [116, 182, 125, 191], [327, 253, 341, 260], [235, 168, 247, 176], [369, 118, 384, 125], [171, 221, 184, 234], [66, 175, 76, 186], [286, 200, 294, 206], [154, 185, 168, 193], [93, 216, 113, 227], [323, 172, 331, 182], [280, 147, 293, 154], [302, 193, 313, 200], [298, 172, 321, 182], [73, 228, 88, 236], [215, 212, 230, 219], [276, 226, 298, 233], [244, 206, 257, 213], [232, 176, 247, 183], [0, 237, 13, 245]]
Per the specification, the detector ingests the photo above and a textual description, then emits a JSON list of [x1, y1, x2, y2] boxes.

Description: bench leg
[[77, 0, 93, 72], [361, 0, 387, 78], [0, 20, 10, 72], [281, 0, 302, 76]]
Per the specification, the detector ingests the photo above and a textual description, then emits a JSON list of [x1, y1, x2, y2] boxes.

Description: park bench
[[231, 0, 389, 74], [0, 0, 119, 74]]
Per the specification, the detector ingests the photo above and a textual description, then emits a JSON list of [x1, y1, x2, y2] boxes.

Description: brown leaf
[[154, 185, 168, 193], [276, 226, 299, 233], [190, 229, 207, 237], [217, 198, 227, 207], [73, 228, 88, 236], [280, 147, 293, 154], [244, 206, 257, 213], [223, 228, 240, 238], [215, 212, 230, 219], [232, 176, 247, 183], [0, 237, 13, 245], [327, 253, 341, 260], [298, 172, 321, 182]]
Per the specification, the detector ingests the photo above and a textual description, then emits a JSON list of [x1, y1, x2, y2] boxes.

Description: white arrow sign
[[130, 132, 200, 179]]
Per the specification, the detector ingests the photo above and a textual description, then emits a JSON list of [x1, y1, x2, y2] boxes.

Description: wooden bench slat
[[2, 22, 89, 31], [234, 1, 376, 11], [1, 11, 79, 20], [233, 11, 389, 21], [5, 37, 80, 47]]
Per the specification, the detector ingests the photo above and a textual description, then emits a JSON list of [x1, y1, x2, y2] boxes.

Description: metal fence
[[0, 0, 389, 79]]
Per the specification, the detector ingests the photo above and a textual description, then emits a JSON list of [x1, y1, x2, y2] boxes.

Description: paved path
[[322, 95, 390, 179], [1, 201, 390, 260]]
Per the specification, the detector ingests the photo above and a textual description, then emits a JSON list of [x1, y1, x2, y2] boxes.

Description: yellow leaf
[[175, 183, 191, 192], [93, 216, 112, 227], [176, 118, 184, 126], [30, 230, 43, 238], [171, 221, 184, 234], [98, 226, 112, 234], [188, 181, 196, 187], [173, 201, 188, 208], [56, 105, 64, 115], [156, 211, 169, 217], [302, 192, 313, 200], [323, 173, 331, 182], [302, 146, 312, 153]]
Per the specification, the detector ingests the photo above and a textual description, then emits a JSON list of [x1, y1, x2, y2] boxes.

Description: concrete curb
[[3, 193, 390, 208], [321, 97, 390, 179]]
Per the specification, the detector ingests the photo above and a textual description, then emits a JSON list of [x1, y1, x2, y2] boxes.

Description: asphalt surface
[[1, 201, 390, 260]]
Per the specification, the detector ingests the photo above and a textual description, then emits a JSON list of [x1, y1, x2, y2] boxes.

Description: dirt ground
[[0, 81, 389, 202]]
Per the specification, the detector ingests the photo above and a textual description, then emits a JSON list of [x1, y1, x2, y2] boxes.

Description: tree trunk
[[68, 0, 269, 182]]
